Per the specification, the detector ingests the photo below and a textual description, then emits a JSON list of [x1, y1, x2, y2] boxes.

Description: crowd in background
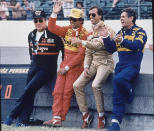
[[0, 0, 79, 20], [0, 0, 35, 20], [0, 0, 152, 20]]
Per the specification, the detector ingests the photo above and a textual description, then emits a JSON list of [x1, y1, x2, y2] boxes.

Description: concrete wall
[[0, 20, 153, 48], [0, 46, 153, 131], [32, 73, 154, 131], [1, 66, 154, 131]]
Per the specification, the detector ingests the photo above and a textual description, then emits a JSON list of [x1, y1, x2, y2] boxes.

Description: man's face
[[34, 18, 46, 32], [69, 17, 83, 29], [120, 12, 133, 29], [89, 8, 101, 25]]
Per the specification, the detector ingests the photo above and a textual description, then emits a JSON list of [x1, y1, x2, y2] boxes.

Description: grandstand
[[2, 0, 152, 20]]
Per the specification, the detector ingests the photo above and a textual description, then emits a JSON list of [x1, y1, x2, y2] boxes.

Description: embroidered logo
[[38, 47, 48, 52], [35, 11, 41, 16], [47, 38, 54, 43]]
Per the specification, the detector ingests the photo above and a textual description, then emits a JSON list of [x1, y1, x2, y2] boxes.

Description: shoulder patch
[[137, 32, 145, 36], [133, 27, 141, 31]]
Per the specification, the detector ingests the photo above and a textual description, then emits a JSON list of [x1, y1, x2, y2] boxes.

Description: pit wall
[[0, 20, 153, 48]]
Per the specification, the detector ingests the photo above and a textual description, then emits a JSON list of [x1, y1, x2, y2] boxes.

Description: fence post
[[137, 0, 141, 19]]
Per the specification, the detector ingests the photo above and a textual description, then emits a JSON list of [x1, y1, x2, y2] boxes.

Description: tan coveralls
[[73, 21, 115, 113]]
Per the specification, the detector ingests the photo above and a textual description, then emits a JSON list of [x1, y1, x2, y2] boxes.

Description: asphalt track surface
[[0, 47, 153, 74]]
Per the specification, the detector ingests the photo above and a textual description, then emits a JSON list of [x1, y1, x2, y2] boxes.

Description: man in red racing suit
[[43, 1, 88, 127]]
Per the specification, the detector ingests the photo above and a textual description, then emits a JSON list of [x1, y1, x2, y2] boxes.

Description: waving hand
[[52, 1, 63, 14]]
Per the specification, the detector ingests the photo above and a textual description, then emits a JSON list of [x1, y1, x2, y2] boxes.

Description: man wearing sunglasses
[[43, 1, 88, 127], [4, 10, 64, 127], [71, 6, 115, 129]]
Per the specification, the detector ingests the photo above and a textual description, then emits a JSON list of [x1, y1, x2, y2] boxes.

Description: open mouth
[[71, 23, 75, 27], [90, 19, 95, 23], [90, 18, 94, 21], [121, 20, 124, 24]]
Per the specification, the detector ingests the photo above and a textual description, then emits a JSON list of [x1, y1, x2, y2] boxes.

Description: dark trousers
[[112, 65, 139, 123], [9, 66, 57, 122]]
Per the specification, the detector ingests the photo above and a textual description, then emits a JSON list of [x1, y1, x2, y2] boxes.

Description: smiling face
[[69, 17, 83, 29], [89, 8, 101, 25], [120, 12, 134, 29]]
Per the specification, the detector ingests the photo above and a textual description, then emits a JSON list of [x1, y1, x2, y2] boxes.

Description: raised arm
[[48, 1, 68, 37]]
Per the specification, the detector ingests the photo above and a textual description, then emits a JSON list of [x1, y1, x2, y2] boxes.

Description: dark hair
[[10, 0, 17, 6], [89, 6, 104, 21], [121, 7, 136, 24], [76, 2, 83, 8]]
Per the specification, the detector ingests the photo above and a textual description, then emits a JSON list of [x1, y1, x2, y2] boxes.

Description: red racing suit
[[48, 17, 88, 120]]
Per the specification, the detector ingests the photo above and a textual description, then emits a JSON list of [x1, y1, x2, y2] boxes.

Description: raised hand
[[98, 26, 109, 37], [52, 1, 63, 14]]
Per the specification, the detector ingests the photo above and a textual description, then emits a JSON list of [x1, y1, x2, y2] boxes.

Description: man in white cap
[[43, 1, 88, 127]]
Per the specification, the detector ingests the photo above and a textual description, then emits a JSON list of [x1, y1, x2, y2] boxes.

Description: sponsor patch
[[47, 38, 54, 43]]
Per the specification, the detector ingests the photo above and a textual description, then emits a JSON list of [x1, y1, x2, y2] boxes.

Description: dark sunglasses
[[34, 18, 43, 23], [69, 17, 80, 22], [88, 13, 96, 18]]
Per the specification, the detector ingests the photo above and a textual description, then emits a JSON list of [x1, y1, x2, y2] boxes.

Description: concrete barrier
[[0, 47, 153, 131], [1, 64, 154, 131], [32, 73, 154, 130]]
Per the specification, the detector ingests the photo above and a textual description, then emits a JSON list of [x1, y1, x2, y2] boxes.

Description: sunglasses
[[69, 17, 80, 22], [34, 18, 43, 23], [88, 13, 96, 18]]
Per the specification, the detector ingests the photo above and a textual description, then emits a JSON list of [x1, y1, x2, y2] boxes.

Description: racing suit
[[73, 21, 115, 113], [103, 24, 147, 123], [48, 16, 88, 120]]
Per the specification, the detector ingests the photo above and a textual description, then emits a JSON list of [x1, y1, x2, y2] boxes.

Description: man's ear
[[130, 16, 134, 22]]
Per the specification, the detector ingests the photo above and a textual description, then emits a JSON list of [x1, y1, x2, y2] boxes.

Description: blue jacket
[[103, 24, 147, 68]]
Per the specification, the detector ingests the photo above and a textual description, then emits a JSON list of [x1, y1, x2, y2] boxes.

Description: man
[[72, 6, 115, 129], [21, 0, 35, 20], [102, 8, 147, 131], [43, 1, 88, 127], [4, 10, 64, 127]]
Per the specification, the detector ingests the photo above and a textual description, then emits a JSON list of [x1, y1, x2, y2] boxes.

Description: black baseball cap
[[33, 10, 46, 19]]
